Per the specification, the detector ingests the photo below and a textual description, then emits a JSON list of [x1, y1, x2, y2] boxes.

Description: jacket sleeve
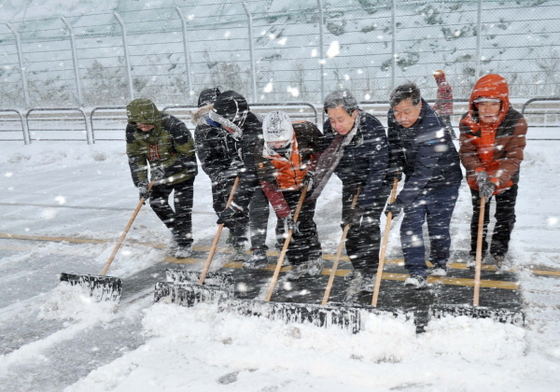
[[458, 115, 484, 177], [195, 125, 228, 181], [358, 116, 389, 209], [164, 116, 198, 178], [125, 124, 148, 187], [232, 120, 262, 210], [397, 126, 449, 206], [260, 181, 291, 219], [493, 116, 527, 188]]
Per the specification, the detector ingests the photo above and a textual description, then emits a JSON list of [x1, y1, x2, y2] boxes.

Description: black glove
[[385, 201, 403, 217], [303, 171, 314, 191], [476, 171, 496, 199], [282, 215, 301, 236], [150, 165, 165, 182], [138, 180, 151, 201], [342, 204, 367, 226], [217, 205, 244, 227]]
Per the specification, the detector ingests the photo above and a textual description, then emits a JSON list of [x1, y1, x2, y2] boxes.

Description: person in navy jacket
[[385, 83, 463, 289]]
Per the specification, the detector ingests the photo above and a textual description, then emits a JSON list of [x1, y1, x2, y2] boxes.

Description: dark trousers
[[149, 178, 194, 247], [212, 178, 269, 250], [275, 189, 322, 266], [469, 185, 517, 258], [400, 184, 460, 276], [342, 182, 390, 276]]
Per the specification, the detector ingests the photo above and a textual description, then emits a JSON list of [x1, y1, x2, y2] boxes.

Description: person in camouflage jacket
[[126, 98, 198, 258]]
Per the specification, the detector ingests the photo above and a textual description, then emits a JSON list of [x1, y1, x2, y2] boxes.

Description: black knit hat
[[197, 87, 221, 108], [211, 90, 249, 127]]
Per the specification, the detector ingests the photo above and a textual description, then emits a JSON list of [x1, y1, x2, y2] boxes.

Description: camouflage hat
[[126, 98, 161, 125]]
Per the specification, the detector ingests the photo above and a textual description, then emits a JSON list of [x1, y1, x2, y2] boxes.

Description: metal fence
[[1, 97, 557, 144], [1, 0, 560, 110]]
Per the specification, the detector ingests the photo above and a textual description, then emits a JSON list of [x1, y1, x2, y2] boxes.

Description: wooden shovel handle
[[198, 176, 240, 285], [265, 184, 308, 302], [371, 178, 399, 306], [321, 186, 361, 305], [99, 180, 154, 276], [473, 196, 486, 306]]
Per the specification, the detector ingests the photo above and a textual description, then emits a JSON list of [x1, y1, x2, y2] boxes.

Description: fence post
[[114, 12, 134, 102], [316, 0, 325, 105], [176, 7, 193, 103], [61, 18, 84, 107], [6, 23, 30, 108], [475, 0, 483, 80], [242, 2, 258, 103], [391, 0, 397, 90]]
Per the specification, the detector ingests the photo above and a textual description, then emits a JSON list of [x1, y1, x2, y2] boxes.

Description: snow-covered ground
[[1, 126, 560, 391]]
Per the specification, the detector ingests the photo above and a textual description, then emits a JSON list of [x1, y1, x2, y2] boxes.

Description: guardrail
[[2, 98, 558, 144], [0, 109, 28, 144]]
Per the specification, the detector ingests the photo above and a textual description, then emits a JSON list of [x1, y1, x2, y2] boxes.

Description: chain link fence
[[0, 0, 559, 109]]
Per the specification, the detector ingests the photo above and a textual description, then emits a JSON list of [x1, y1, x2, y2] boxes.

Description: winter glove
[[303, 171, 314, 191], [150, 165, 165, 183], [385, 201, 403, 217], [226, 159, 245, 178], [476, 171, 496, 199], [342, 204, 367, 226], [138, 180, 151, 201], [217, 205, 244, 227], [282, 215, 301, 236]]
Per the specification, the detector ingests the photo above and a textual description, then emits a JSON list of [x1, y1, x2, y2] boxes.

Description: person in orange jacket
[[459, 74, 528, 270], [256, 110, 325, 279]]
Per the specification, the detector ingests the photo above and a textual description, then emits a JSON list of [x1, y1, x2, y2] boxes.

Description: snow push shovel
[[226, 184, 366, 334], [60, 181, 154, 302], [154, 177, 240, 305], [429, 195, 525, 326]]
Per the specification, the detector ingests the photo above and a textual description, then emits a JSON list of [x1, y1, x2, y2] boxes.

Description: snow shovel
[[371, 178, 399, 306], [154, 176, 240, 304], [264, 184, 308, 301], [60, 181, 154, 302], [321, 186, 361, 305], [429, 195, 525, 326]]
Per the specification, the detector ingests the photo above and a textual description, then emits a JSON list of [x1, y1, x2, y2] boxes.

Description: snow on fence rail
[[1, 99, 558, 144]]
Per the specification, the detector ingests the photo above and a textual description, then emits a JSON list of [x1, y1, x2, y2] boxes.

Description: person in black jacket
[[207, 90, 271, 267], [126, 98, 198, 258], [193, 88, 247, 262], [316, 90, 391, 299], [386, 83, 463, 289]]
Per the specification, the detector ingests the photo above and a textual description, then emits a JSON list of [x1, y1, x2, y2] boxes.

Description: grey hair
[[389, 83, 421, 107], [323, 90, 359, 115]]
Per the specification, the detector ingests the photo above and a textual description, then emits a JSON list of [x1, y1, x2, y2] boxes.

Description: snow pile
[[39, 282, 118, 323]]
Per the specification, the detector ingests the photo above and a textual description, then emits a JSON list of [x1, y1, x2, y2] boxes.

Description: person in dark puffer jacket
[[193, 88, 249, 262], [126, 98, 197, 258], [207, 90, 271, 266], [386, 83, 463, 289]]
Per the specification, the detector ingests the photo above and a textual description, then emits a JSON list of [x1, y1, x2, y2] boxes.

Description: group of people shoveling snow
[[124, 73, 527, 300]]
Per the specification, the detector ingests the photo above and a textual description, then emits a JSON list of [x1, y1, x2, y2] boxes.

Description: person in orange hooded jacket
[[459, 74, 527, 270]]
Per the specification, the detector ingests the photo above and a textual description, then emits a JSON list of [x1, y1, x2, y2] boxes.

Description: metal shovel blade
[[60, 272, 123, 302]]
